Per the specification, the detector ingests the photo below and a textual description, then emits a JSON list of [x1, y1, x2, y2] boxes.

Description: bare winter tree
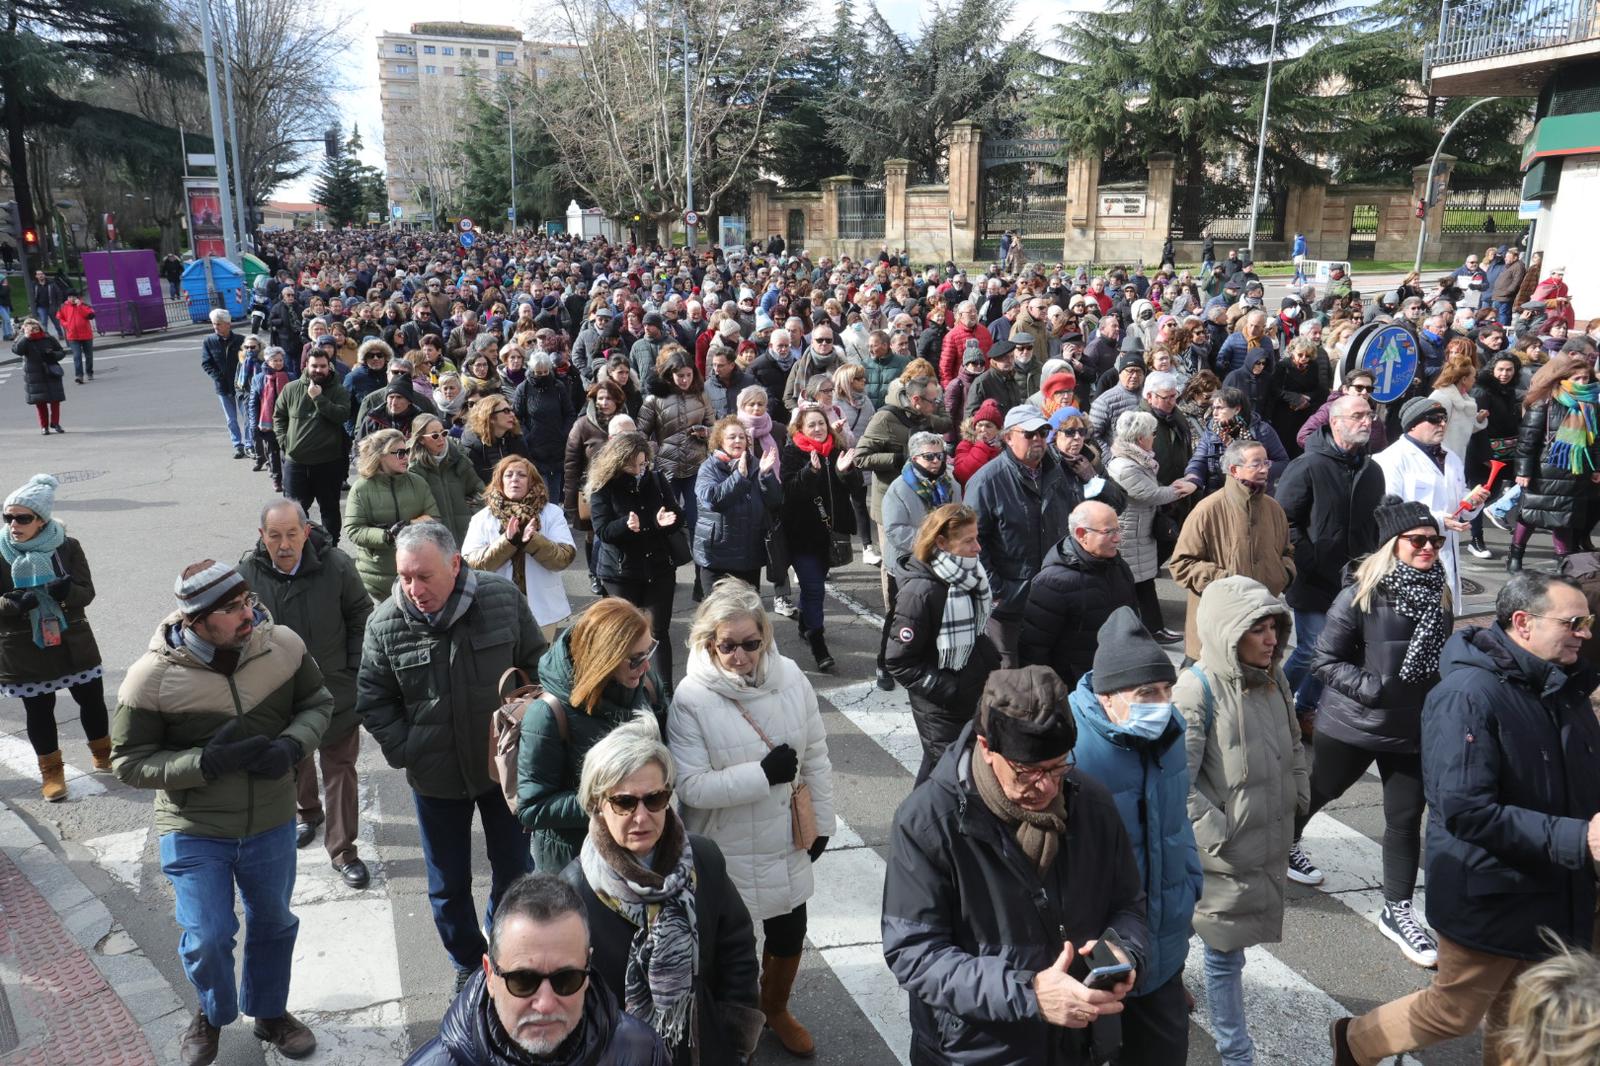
[[533, 0, 797, 242], [383, 75, 471, 224]]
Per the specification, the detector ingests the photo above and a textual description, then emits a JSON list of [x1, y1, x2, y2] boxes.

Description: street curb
[[0, 800, 188, 1064], [0, 323, 212, 367]]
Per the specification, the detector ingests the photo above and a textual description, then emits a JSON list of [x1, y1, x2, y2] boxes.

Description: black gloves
[[2, 588, 38, 611], [383, 520, 408, 544], [47, 575, 71, 599], [248, 737, 302, 779], [760, 743, 799, 785], [199, 720, 272, 782], [807, 835, 829, 863]]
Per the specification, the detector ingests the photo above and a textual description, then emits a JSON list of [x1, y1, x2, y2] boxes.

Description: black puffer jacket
[[1469, 362, 1523, 485], [965, 450, 1075, 619], [511, 373, 576, 469], [14, 333, 66, 405], [589, 470, 683, 581], [1272, 425, 1386, 612], [883, 721, 1149, 1066], [1310, 576, 1452, 755], [883, 557, 1002, 726], [402, 968, 668, 1066], [777, 439, 858, 556], [1515, 399, 1600, 532], [1421, 625, 1600, 960], [638, 381, 713, 480], [1017, 535, 1138, 687]]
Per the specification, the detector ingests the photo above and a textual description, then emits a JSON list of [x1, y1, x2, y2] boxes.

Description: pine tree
[[311, 126, 385, 227]]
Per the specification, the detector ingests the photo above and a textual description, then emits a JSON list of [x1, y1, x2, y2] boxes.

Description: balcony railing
[[1426, 0, 1600, 77]]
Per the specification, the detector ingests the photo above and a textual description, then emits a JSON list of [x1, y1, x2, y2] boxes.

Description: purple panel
[[81, 250, 165, 335]]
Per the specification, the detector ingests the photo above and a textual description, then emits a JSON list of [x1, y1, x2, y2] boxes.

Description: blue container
[[180, 256, 247, 324]]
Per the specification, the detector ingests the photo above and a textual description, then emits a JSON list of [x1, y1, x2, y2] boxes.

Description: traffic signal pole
[[197, 0, 240, 260], [5, 202, 31, 284]]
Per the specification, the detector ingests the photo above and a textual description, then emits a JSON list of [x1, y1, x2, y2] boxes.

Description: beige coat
[[1174, 575, 1308, 952], [1168, 476, 1295, 659]]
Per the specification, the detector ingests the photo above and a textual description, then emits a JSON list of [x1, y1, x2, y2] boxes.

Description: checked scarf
[[1380, 560, 1449, 684], [580, 810, 699, 1055], [1548, 379, 1600, 475], [929, 550, 993, 670]]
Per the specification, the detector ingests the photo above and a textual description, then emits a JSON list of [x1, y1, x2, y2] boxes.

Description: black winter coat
[[1310, 578, 1451, 755], [1470, 369, 1522, 485], [1515, 399, 1599, 532], [459, 425, 532, 485], [511, 373, 577, 468], [1421, 625, 1600, 959], [1273, 426, 1386, 612], [777, 440, 858, 558], [965, 450, 1075, 619], [13, 333, 66, 405], [0, 535, 100, 685], [883, 723, 1150, 1066], [589, 470, 683, 581], [884, 557, 1002, 725], [1017, 535, 1138, 687], [561, 835, 759, 1066]]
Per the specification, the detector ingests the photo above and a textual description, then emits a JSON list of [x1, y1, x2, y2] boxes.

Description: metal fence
[[1169, 185, 1285, 242], [837, 185, 886, 241], [1441, 187, 1529, 236], [1426, 0, 1598, 76]]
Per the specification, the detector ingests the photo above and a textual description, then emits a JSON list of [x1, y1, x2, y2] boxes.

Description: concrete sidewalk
[[0, 323, 212, 367], [0, 801, 186, 1066]]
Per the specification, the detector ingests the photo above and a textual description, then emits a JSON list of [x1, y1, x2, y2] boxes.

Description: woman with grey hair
[[511, 347, 576, 502], [562, 714, 761, 1065], [1106, 408, 1195, 642], [667, 579, 835, 1057]]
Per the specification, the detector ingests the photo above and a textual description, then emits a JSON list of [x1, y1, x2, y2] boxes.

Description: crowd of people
[[4, 226, 1600, 1066]]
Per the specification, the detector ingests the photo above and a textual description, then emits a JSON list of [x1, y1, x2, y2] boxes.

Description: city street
[[0, 324, 1545, 1065]]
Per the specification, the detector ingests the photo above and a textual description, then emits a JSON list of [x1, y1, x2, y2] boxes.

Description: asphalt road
[[0, 325, 1544, 1065]]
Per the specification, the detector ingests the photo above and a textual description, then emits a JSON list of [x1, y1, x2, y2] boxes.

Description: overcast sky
[[276, 0, 1072, 202]]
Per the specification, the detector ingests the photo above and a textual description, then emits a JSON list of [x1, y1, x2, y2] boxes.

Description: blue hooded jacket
[[1068, 670, 1202, 994]]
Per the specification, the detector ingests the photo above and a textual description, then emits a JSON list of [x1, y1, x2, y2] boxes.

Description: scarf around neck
[[792, 431, 834, 458], [1550, 379, 1600, 475], [929, 550, 993, 670], [900, 462, 954, 507], [579, 811, 698, 1053], [1110, 436, 1158, 475], [738, 410, 778, 458], [1380, 561, 1449, 683], [971, 743, 1068, 878], [399, 565, 478, 630], [1, 520, 68, 650]]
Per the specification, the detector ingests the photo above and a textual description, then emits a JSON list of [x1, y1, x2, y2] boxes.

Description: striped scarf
[[929, 550, 993, 670], [1548, 379, 1600, 475]]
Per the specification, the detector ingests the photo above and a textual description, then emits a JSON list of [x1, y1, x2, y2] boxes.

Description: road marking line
[[0, 734, 104, 796], [82, 827, 149, 894]]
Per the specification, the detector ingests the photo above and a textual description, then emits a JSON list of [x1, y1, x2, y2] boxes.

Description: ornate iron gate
[[979, 137, 1068, 262]]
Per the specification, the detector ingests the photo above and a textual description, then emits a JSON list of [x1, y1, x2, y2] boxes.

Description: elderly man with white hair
[[749, 326, 797, 427], [201, 307, 248, 457]]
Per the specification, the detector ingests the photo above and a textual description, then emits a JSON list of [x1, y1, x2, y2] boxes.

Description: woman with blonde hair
[[517, 597, 667, 871], [459, 388, 530, 483], [1493, 941, 1600, 1066], [1430, 352, 1489, 464], [667, 579, 835, 1057], [408, 414, 483, 546], [342, 428, 440, 600], [462, 455, 574, 642]]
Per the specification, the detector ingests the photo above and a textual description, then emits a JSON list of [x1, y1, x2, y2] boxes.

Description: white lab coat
[[1374, 435, 1482, 602]]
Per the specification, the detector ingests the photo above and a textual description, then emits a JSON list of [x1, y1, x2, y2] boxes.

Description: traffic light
[[1415, 198, 1426, 220], [325, 126, 341, 159], [22, 228, 37, 251]]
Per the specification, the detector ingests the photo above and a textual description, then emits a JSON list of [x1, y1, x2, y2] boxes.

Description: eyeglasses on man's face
[[492, 961, 589, 999], [1002, 750, 1075, 784], [1530, 613, 1596, 634]]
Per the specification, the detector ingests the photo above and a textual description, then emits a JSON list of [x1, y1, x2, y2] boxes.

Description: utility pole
[[216, 0, 251, 250], [507, 89, 517, 233], [683, 10, 695, 251], [197, 0, 239, 260], [1246, 0, 1283, 263], [1414, 96, 1500, 272]]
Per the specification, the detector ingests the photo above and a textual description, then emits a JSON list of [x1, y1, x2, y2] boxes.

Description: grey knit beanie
[[5, 473, 58, 523], [175, 560, 249, 619]]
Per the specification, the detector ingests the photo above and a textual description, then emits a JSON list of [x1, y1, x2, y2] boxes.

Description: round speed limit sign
[[683, 210, 700, 227], [458, 218, 474, 233]]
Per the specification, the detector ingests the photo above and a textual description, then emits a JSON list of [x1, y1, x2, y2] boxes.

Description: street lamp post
[[683, 10, 695, 251], [1414, 96, 1500, 272], [196, 0, 239, 260], [1246, 0, 1283, 263], [495, 82, 518, 232]]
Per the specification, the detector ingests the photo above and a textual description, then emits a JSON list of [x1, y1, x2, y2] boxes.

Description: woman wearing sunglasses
[[463, 456, 573, 644], [342, 429, 440, 602], [667, 579, 835, 1057], [561, 715, 761, 1065], [518, 599, 665, 873], [0, 474, 109, 801], [409, 415, 485, 549], [1290, 498, 1454, 969], [1505, 354, 1600, 572]]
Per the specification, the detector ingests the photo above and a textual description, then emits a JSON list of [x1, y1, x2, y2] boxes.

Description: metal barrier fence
[[1426, 0, 1598, 76], [837, 185, 886, 240], [110, 292, 229, 337], [1441, 187, 1528, 236]]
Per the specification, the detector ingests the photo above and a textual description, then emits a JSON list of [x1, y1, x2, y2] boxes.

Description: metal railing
[[1441, 187, 1529, 234], [1426, 0, 1600, 77], [837, 185, 885, 240]]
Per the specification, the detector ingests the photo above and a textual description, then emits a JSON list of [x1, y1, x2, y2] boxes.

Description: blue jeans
[[159, 821, 298, 1026], [68, 339, 93, 379], [1281, 608, 1327, 712], [1203, 944, 1253, 1064], [1494, 299, 1513, 326], [236, 390, 256, 449], [217, 392, 243, 448], [537, 462, 564, 508], [790, 551, 828, 632], [412, 787, 533, 973], [0, 301, 12, 339]]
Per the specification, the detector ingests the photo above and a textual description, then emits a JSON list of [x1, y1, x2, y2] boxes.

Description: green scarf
[[1549, 379, 1600, 475]]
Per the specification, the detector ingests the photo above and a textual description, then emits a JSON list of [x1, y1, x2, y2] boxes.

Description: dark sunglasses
[[603, 787, 674, 815], [1419, 412, 1448, 425], [1018, 428, 1049, 440], [420, 431, 446, 441], [1531, 613, 1597, 633], [386, 448, 411, 458], [2, 512, 39, 525], [626, 639, 659, 669], [1347, 383, 1374, 393], [492, 962, 589, 998], [1057, 427, 1087, 438], [715, 637, 764, 655], [1399, 534, 1447, 550]]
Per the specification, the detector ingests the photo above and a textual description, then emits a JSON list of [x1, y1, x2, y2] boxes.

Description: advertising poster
[[718, 215, 747, 255], [185, 180, 225, 258]]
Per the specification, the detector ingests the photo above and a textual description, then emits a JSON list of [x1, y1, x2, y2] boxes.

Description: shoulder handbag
[[730, 699, 818, 852], [488, 667, 563, 814], [813, 490, 854, 567]]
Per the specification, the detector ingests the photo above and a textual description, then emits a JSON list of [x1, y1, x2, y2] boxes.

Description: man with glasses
[[967, 404, 1075, 666], [406, 873, 667, 1065], [274, 351, 352, 545], [357, 522, 544, 994], [1274, 394, 1387, 760], [1374, 396, 1488, 605], [884, 665, 1146, 1065], [1297, 367, 1389, 452], [1020, 500, 1139, 687], [113, 560, 333, 1064], [1171, 441, 1295, 663], [1332, 572, 1600, 1066]]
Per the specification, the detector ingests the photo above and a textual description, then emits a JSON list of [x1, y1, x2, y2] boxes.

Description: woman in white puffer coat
[[667, 577, 836, 1058]]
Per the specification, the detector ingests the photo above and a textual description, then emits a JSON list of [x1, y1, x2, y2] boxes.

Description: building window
[[423, 45, 436, 55], [392, 44, 413, 55], [424, 64, 437, 74], [497, 50, 515, 63], [442, 65, 455, 76], [393, 64, 412, 74], [477, 48, 489, 58], [442, 46, 454, 56]]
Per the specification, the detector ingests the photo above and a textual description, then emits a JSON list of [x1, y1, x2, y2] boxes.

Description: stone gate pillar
[[750, 180, 776, 243], [948, 120, 982, 263], [884, 158, 910, 251], [1063, 155, 1101, 262]]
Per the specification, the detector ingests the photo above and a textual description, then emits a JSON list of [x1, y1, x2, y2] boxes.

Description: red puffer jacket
[[56, 300, 96, 342]]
